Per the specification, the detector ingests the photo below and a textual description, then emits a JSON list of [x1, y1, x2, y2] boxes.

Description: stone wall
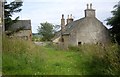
[[11, 30, 32, 41], [77, 18, 110, 45], [68, 29, 78, 46]]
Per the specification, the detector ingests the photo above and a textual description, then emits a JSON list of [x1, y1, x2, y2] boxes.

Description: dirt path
[[34, 42, 47, 46]]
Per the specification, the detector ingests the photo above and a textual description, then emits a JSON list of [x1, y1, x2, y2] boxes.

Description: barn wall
[[12, 30, 32, 41]]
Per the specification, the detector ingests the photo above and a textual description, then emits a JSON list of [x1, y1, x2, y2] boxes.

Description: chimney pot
[[67, 15, 69, 19], [62, 14, 64, 19], [70, 14, 72, 19], [90, 3, 92, 9], [87, 4, 89, 9]]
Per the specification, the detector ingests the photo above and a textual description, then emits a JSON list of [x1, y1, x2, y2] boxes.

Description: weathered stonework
[[11, 30, 32, 40]]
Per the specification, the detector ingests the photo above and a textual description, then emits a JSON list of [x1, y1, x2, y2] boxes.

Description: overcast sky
[[10, 0, 120, 33]]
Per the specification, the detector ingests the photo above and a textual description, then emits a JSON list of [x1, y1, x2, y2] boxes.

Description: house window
[[78, 42, 81, 45]]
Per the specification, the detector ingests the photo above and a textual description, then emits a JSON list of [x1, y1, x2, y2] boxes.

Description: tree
[[106, 1, 120, 45], [37, 22, 55, 41], [4, 0, 23, 31]]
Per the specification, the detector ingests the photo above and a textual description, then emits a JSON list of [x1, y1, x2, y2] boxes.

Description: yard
[[2, 36, 120, 75]]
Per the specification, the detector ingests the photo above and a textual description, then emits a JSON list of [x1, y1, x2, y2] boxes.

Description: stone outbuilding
[[52, 4, 111, 47], [7, 20, 32, 41]]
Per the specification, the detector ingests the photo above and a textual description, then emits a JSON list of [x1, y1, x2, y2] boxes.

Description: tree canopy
[[4, 0, 23, 31], [106, 1, 120, 44], [37, 22, 55, 41]]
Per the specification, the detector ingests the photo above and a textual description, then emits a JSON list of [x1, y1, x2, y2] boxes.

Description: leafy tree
[[37, 22, 55, 41], [4, 0, 23, 31], [106, 1, 120, 44]]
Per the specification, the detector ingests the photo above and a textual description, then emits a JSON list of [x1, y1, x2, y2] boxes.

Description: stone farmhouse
[[52, 4, 111, 47], [7, 20, 32, 41]]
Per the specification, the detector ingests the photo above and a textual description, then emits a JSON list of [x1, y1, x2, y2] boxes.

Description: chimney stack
[[85, 3, 95, 17], [67, 14, 73, 24], [61, 14, 65, 32]]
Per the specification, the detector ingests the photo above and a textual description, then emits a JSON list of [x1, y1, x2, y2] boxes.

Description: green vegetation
[[0, 33, 2, 75], [4, 0, 23, 26], [2, 36, 120, 75], [32, 34, 41, 42], [37, 22, 60, 41], [4, 0, 23, 35], [106, 1, 120, 44], [37, 22, 55, 41]]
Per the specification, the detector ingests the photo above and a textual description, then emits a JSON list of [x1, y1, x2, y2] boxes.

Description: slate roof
[[63, 17, 85, 34], [53, 18, 86, 38], [63, 17, 106, 35], [8, 20, 31, 31]]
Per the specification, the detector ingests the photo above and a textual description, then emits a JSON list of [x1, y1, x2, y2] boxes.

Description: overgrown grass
[[76, 44, 120, 75], [0, 32, 2, 75], [2, 36, 45, 75], [2, 36, 120, 75]]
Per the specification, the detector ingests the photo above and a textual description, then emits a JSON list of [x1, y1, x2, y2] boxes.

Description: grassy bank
[[2, 36, 120, 75]]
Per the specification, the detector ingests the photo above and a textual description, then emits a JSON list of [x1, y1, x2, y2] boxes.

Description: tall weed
[[72, 44, 120, 75], [2, 36, 44, 75]]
